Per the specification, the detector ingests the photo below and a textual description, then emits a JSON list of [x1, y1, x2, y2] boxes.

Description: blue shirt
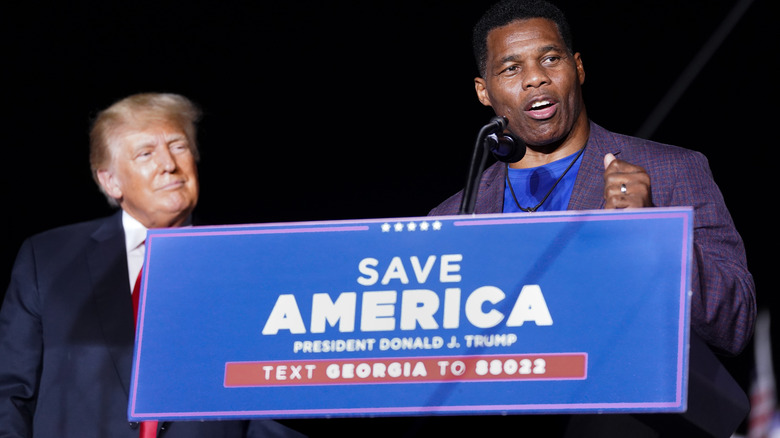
[[503, 149, 584, 213]]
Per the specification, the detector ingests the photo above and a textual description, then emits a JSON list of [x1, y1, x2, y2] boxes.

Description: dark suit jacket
[[0, 211, 305, 438], [430, 122, 755, 356]]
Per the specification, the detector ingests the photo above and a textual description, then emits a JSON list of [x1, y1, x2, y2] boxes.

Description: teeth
[[531, 100, 551, 109]]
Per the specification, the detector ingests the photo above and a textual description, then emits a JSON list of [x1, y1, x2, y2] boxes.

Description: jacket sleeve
[[0, 239, 43, 437], [665, 150, 756, 355]]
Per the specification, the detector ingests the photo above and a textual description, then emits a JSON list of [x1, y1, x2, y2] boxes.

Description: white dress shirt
[[122, 211, 148, 293]]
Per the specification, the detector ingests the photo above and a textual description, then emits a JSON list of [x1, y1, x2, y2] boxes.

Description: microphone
[[485, 131, 526, 163], [484, 115, 508, 133], [458, 116, 523, 214]]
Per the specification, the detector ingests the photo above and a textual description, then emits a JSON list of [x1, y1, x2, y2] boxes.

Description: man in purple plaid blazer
[[429, 0, 755, 358]]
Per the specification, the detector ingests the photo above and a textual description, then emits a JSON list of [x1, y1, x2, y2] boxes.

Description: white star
[[432, 220, 442, 230], [419, 221, 430, 231], [394, 222, 404, 232], [381, 223, 391, 232], [407, 222, 417, 231]]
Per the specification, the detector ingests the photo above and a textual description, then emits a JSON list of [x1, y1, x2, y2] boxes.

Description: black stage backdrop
[[2, 0, 775, 435]]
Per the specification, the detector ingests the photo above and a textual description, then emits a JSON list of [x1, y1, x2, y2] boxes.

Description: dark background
[[2, 0, 774, 434]]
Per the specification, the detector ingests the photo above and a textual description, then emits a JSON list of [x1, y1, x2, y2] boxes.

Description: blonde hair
[[89, 93, 202, 205]]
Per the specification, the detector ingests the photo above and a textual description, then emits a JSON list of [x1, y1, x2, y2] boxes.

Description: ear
[[474, 77, 492, 107], [574, 52, 585, 85], [96, 168, 123, 201]]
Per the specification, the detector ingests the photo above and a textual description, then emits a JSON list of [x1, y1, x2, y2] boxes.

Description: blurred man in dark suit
[[0, 92, 305, 438]]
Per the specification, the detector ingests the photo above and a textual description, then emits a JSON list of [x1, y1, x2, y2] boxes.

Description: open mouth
[[525, 99, 557, 119], [529, 100, 553, 110]]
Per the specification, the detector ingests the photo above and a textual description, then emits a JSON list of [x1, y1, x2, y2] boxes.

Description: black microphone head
[[485, 131, 526, 163], [489, 116, 508, 132]]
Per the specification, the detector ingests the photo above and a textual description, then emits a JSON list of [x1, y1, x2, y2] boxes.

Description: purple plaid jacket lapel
[[567, 122, 622, 210]]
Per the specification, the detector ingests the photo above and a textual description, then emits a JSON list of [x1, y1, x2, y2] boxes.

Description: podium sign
[[128, 208, 692, 421]]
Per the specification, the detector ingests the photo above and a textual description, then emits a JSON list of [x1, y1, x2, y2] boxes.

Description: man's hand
[[603, 153, 653, 209]]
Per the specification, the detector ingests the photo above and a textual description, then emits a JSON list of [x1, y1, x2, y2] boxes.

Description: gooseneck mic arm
[[458, 116, 508, 215]]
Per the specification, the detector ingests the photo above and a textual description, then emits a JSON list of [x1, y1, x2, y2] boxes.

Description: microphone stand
[[458, 117, 506, 215]]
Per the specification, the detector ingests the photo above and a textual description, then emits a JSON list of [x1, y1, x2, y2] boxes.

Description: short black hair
[[472, 0, 573, 77]]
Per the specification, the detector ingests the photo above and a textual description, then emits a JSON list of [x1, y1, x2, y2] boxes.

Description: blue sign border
[[129, 207, 692, 420]]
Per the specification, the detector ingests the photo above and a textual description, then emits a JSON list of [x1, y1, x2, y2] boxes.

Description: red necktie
[[132, 268, 143, 329], [132, 264, 159, 437]]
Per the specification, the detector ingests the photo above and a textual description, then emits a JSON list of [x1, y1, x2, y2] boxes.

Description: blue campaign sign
[[128, 207, 692, 421]]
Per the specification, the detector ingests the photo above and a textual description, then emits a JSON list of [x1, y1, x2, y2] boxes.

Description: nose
[[522, 63, 550, 89], [156, 147, 177, 172]]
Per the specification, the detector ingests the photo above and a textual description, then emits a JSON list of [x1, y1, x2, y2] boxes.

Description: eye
[[170, 142, 190, 153], [541, 55, 561, 66], [499, 64, 521, 77]]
